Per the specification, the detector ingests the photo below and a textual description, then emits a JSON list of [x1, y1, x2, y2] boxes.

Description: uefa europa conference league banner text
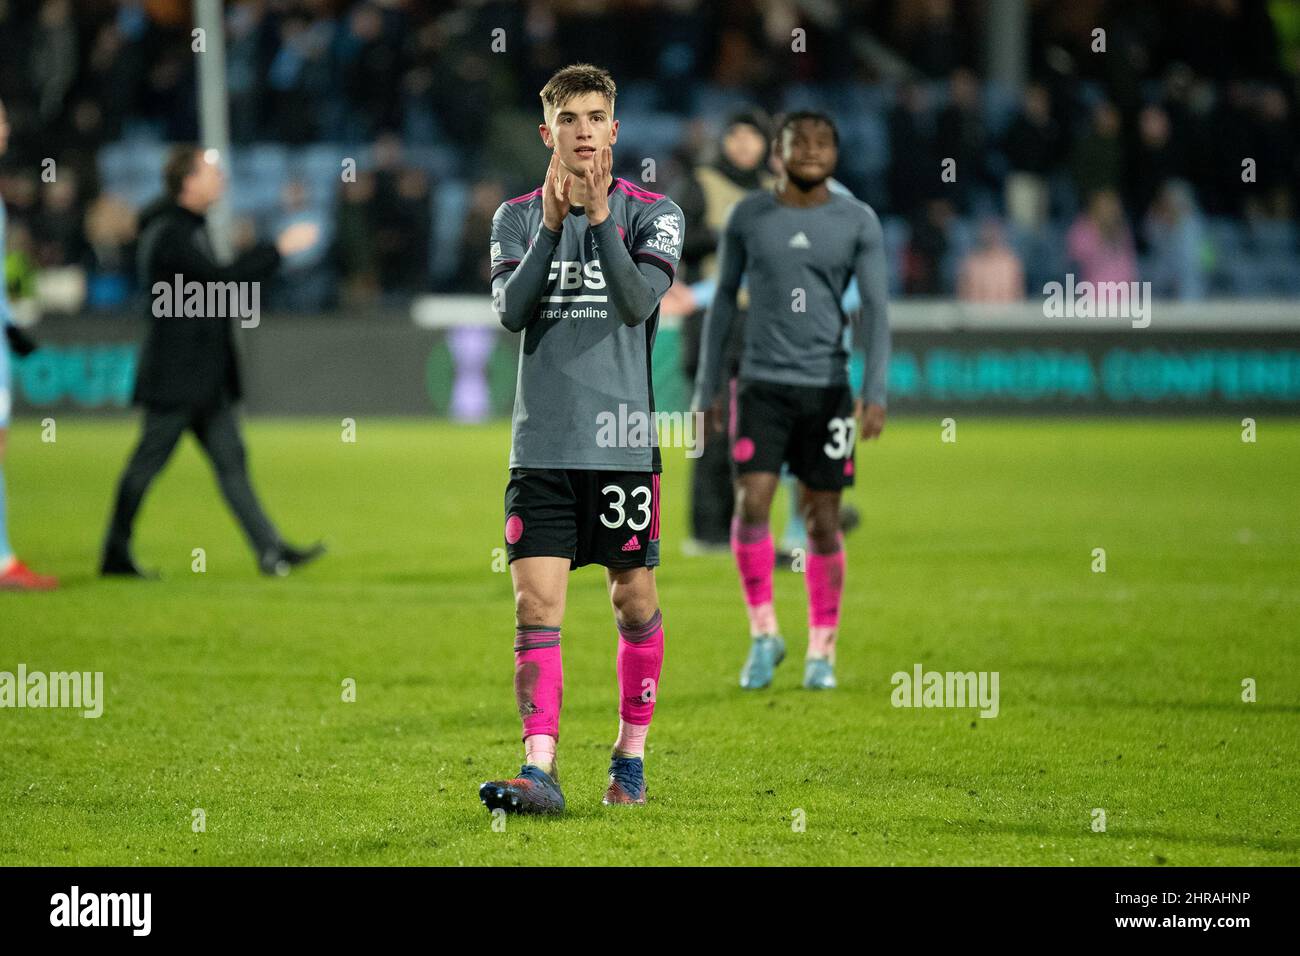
[[10, 314, 1300, 417]]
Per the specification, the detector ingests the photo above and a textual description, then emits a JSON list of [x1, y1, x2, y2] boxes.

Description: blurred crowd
[[2, 0, 1299, 313]]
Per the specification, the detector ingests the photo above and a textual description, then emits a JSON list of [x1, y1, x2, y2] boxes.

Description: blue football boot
[[739, 634, 786, 689]]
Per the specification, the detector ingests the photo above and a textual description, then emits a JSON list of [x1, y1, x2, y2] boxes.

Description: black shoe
[[100, 552, 159, 579], [259, 541, 326, 577]]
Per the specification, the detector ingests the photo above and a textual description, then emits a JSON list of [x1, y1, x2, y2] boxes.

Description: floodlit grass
[[1, 416, 1297, 865]]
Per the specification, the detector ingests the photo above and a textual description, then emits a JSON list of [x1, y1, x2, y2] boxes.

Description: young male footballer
[[692, 111, 891, 691], [479, 64, 684, 814]]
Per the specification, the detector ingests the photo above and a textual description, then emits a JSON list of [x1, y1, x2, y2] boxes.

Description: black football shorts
[[504, 468, 661, 569], [731, 379, 857, 491]]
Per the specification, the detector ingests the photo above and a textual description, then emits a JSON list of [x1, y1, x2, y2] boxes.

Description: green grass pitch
[[1, 416, 1297, 866]]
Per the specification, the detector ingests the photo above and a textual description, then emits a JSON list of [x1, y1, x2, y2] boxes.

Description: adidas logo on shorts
[[621, 535, 641, 552]]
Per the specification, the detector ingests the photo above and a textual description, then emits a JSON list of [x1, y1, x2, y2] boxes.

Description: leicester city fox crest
[[646, 212, 682, 256]]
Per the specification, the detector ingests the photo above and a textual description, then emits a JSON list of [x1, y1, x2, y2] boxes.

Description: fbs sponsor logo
[[595, 403, 706, 459], [890, 662, 999, 718], [544, 260, 607, 302], [50, 886, 151, 936], [0, 664, 104, 718], [152, 274, 262, 328]]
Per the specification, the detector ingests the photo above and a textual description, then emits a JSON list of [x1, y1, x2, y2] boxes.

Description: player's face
[[0, 102, 9, 158], [541, 92, 618, 177], [779, 120, 837, 187]]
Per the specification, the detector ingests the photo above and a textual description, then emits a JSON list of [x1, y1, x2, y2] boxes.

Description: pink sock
[[514, 626, 562, 749], [616, 610, 664, 745], [806, 536, 845, 660], [731, 517, 778, 636]]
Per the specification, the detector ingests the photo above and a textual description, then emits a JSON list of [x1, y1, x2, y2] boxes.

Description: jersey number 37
[[823, 417, 857, 460]]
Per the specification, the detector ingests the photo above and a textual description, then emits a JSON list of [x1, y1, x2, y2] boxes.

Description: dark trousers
[[690, 426, 735, 544], [104, 400, 280, 560], [683, 306, 742, 545]]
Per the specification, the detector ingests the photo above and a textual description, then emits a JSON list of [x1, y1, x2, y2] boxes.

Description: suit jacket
[[133, 201, 281, 408]]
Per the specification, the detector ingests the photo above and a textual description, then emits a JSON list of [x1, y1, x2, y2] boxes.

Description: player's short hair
[[540, 63, 617, 118], [163, 144, 201, 201], [776, 110, 840, 147]]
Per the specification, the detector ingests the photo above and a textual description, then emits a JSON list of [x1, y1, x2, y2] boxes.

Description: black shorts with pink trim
[[504, 468, 661, 570], [731, 379, 858, 491]]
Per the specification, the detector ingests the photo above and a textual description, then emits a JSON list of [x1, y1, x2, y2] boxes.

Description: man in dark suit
[[101, 145, 325, 578]]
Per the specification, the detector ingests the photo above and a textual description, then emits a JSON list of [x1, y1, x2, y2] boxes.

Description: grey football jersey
[[491, 178, 684, 472], [692, 189, 890, 409]]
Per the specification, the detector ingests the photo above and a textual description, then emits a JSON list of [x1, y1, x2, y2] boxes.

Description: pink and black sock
[[614, 609, 664, 758], [514, 624, 562, 772], [805, 533, 845, 660], [731, 516, 779, 636]]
